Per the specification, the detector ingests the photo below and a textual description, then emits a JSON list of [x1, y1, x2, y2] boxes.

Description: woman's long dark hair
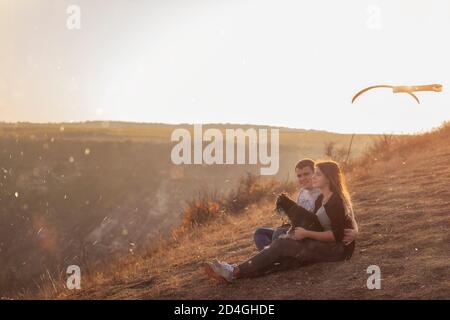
[[316, 160, 354, 219]]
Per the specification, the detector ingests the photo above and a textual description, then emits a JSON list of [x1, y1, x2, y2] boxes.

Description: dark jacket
[[279, 192, 356, 259]]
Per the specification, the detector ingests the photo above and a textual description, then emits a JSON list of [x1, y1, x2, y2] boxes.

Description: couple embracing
[[203, 159, 359, 283]]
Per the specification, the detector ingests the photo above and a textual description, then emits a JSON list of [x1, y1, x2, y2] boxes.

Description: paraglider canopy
[[352, 84, 442, 104]]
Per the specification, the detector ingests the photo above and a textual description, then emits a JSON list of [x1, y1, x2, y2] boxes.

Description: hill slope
[[53, 125, 450, 300], [0, 121, 379, 295]]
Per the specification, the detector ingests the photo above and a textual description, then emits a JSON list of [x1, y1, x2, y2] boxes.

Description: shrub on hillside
[[323, 140, 354, 172], [356, 134, 398, 168], [180, 191, 223, 229], [175, 173, 296, 237]]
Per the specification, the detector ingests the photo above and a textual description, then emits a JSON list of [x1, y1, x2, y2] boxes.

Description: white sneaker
[[213, 259, 236, 280], [203, 259, 235, 283]]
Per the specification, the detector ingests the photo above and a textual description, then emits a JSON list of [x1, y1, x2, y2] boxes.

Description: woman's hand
[[293, 227, 310, 240], [343, 228, 358, 245]]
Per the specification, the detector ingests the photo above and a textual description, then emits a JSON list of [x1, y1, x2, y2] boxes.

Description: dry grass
[[1, 121, 378, 296], [25, 123, 450, 300], [4, 122, 450, 300]]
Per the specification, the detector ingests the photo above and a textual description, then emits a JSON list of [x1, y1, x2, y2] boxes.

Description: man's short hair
[[295, 158, 315, 171]]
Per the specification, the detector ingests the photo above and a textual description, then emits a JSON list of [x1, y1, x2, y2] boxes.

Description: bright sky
[[1, 0, 449, 133]]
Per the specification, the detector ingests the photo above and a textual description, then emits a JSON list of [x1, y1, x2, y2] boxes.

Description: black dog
[[275, 193, 323, 236]]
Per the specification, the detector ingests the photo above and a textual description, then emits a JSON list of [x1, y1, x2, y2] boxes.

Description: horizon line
[[1, 119, 446, 136]]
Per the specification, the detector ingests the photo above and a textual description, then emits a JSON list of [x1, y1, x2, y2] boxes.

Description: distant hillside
[[0, 121, 380, 296], [39, 122, 450, 300]]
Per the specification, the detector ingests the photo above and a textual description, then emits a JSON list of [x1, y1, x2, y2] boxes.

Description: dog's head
[[275, 193, 290, 214]]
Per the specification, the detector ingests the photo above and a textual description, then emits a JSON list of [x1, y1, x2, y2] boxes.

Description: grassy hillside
[[0, 121, 378, 296], [39, 122, 450, 300]]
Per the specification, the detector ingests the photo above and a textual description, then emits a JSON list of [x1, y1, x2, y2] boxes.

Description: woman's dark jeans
[[238, 238, 347, 278], [253, 226, 290, 251]]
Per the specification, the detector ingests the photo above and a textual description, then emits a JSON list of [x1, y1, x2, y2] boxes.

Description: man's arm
[[343, 217, 359, 244], [293, 214, 358, 243], [291, 228, 335, 242], [306, 229, 335, 242]]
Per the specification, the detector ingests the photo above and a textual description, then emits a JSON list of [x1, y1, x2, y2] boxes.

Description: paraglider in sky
[[352, 84, 442, 104]]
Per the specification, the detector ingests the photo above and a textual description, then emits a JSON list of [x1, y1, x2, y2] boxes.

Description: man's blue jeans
[[253, 225, 290, 251]]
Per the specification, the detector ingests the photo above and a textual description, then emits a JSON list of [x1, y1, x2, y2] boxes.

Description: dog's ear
[[276, 192, 288, 203]]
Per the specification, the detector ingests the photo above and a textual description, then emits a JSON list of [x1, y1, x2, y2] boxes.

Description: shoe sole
[[202, 263, 230, 284]]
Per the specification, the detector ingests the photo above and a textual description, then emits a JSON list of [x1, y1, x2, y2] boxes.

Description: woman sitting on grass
[[203, 160, 358, 283]]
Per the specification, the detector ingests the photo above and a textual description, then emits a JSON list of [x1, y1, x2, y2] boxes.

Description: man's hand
[[293, 227, 310, 241], [343, 228, 358, 245]]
